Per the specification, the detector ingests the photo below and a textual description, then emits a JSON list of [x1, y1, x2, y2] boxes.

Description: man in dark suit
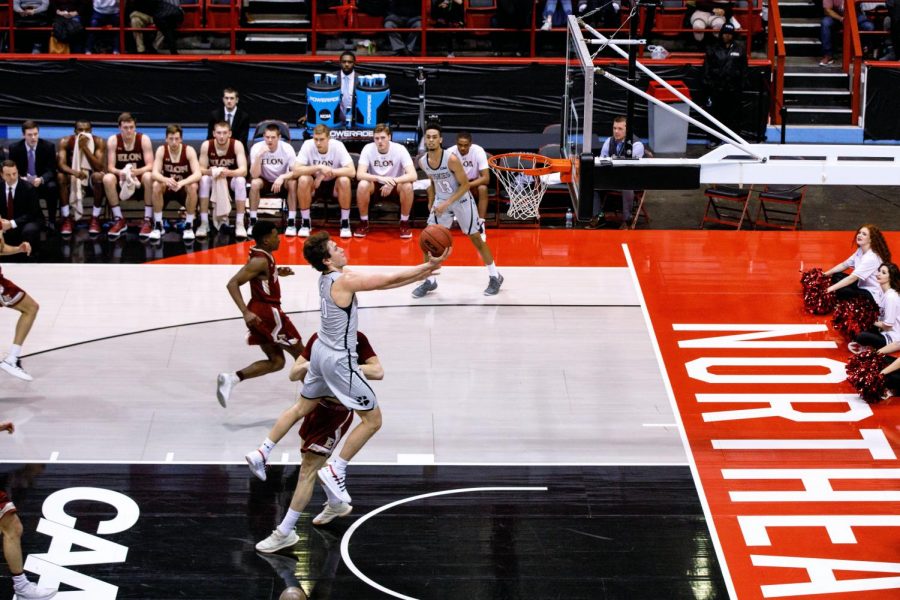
[[207, 87, 251, 147], [7, 120, 58, 228], [0, 161, 44, 256]]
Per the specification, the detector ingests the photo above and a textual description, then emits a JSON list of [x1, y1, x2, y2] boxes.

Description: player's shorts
[[428, 193, 479, 235], [371, 182, 402, 201], [246, 300, 302, 348], [299, 400, 354, 456], [259, 178, 290, 198], [162, 187, 188, 206], [0, 490, 17, 520], [0, 273, 25, 308], [313, 179, 337, 200], [302, 343, 378, 411]]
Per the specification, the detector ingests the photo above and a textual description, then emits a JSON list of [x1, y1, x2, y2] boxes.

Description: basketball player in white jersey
[[293, 124, 354, 239], [354, 123, 417, 239], [199, 121, 248, 239], [245, 232, 448, 542], [414, 122, 503, 297], [447, 131, 490, 240], [249, 124, 298, 237]]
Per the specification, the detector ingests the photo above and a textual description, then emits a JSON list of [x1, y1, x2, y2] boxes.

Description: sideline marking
[[165, 452, 174, 462], [622, 242, 736, 599], [341, 486, 548, 599], [396, 453, 435, 465], [49, 451, 59, 462]]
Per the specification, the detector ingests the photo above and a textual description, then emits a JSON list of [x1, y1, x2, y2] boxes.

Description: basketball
[[419, 224, 453, 256], [279, 587, 307, 600]]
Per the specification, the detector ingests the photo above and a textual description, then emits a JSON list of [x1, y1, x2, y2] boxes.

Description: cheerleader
[[823, 224, 892, 304], [849, 263, 900, 353]]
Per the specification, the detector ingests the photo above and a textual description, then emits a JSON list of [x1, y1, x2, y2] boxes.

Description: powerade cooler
[[306, 79, 342, 134], [354, 78, 390, 129]]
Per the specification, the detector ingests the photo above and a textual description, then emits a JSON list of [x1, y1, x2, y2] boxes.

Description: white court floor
[[0, 263, 683, 465]]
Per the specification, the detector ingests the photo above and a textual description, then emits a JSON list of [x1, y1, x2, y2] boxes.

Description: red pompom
[[800, 268, 836, 314], [845, 349, 890, 404], [832, 296, 880, 338]]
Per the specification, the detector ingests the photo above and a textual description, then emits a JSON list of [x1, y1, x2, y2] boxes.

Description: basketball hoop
[[488, 153, 573, 220]]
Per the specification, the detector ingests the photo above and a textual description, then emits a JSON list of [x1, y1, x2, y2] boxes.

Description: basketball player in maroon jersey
[[217, 220, 303, 407], [255, 331, 382, 553], [103, 113, 154, 240], [55, 120, 106, 237], [198, 121, 248, 240], [150, 124, 202, 242], [0, 232, 38, 382]]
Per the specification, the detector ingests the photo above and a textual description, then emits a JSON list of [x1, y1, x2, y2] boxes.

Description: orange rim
[[488, 153, 573, 182]]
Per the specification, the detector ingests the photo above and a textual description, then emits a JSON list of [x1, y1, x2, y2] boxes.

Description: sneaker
[[255, 529, 299, 554], [317, 464, 351, 504], [108, 217, 128, 239], [312, 501, 353, 526], [478, 218, 486, 242], [245, 449, 267, 481], [235, 220, 248, 239], [216, 372, 238, 407], [540, 15, 553, 31], [353, 220, 370, 238], [585, 215, 605, 229], [60, 217, 74, 237], [138, 218, 153, 239], [182, 225, 195, 241], [819, 55, 834, 66], [1, 358, 32, 382], [247, 218, 257, 237], [339, 219, 352, 238], [412, 279, 438, 298], [484, 274, 504, 296], [13, 581, 57, 600], [285, 219, 298, 237], [195, 222, 209, 239], [399, 220, 412, 239], [298, 218, 311, 237], [148, 222, 163, 241], [88, 216, 101, 235]]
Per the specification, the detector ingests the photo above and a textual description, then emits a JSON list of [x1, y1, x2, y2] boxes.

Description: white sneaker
[[148, 224, 162, 241], [317, 464, 351, 504], [312, 501, 353, 526], [245, 449, 267, 481], [298, 219, 311, 237], [14, 580, 58, 600], [848, 342, 871, 355], [235, 220, 247, 239], [216, 372, 238, 407], [255, 529, 299, 553], [285, 223, 298, 237], [195, 222, 209, 239], [182, 226, 195, 242], [1, 358, 33, 382], [248, 220, 257, 237], [540, 15, 552, 30], [339, 219, 351, 238]]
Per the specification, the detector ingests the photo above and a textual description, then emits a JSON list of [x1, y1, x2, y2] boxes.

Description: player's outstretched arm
[[339, 249, 449, 293]]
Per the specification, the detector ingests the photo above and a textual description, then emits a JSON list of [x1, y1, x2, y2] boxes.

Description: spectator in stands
[[689, 0, 733, 43], [579, 0, 621, 30], [432, 0, 464, 57], [129, 0, 165, 54], [820, 0, 876, 65], [13, 0, 52, 53], [447, 131, 490, 240], [86, 0, 120, 54], [887, 0, 900, 60], [354, 123, 417, 239], [702, 22, 746, 147], [56, 120, 107, 237], [384, 0, 422, 56], [492, 0, 533, 56], [133, 0, 182, 54], [541, 0, 573, 31], [0, 161, 44, 256], [103, 112, 154, 240], [199, 120, 248, 240], [248, 123, 297, 238], [207, 87, 251, 147], [588, 115, 645, 230], [52, 0, 88, 54], [8, 121, 57, 229]]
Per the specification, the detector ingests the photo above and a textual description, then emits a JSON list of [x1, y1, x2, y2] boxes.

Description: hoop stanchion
[[488, 153, 573, 220]]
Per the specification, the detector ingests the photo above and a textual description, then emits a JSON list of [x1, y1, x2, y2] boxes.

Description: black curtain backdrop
[[0, 59, 769, 140], [864, 67, 900, 140]]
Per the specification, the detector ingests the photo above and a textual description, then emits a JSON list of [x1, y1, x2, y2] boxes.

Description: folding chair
[[753, 185, 806, 230], [603, 190, 650, 229], [700, 185, 753, 229]]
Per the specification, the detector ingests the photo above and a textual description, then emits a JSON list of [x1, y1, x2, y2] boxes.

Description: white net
[[490, 155, 551, 220]]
